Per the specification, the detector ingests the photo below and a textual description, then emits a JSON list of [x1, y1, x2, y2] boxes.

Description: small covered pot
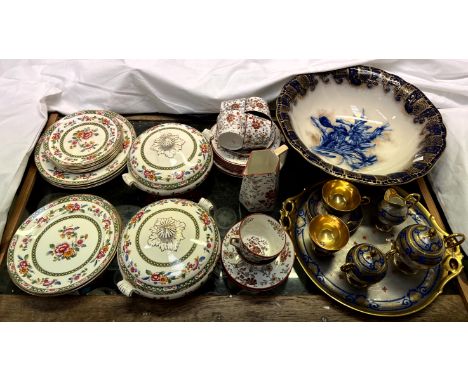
[[122, 123, 213, 195], [390, 224, 465, 275], [340, 244, 388, 288], [116, 198, 220, 299]]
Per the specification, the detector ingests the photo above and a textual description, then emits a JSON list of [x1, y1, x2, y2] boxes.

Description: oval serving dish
[[116, 198, 220, 299], [276, 66, 446, 185]]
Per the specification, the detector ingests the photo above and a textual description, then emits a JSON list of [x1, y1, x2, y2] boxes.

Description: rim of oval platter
[[210, 123, 282, 167], [35, 114, 136, 188], [221, 221, 295, 291], [275, 66, 447, 186], [7, 194, 122, 296], [43, 110, 124, 170], [117, 198, 221, 294], [127, 123, 213, 192]]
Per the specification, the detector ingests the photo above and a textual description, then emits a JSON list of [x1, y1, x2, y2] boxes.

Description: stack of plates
[[211, 122, 283, 177], [35, 110, 136, 189]]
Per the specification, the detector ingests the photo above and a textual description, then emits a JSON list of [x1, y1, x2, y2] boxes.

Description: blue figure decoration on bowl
[[311, 109, 390, 170]]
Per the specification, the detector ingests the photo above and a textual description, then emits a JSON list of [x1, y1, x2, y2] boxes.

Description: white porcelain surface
[[117, 198, 220, 299], [7, 194, 121, 295], [288, 82, 422, 175], [125, 123, 213, 195], [222, 221, 294, 291]]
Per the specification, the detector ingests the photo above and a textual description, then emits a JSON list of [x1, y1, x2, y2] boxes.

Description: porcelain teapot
[[389, 224, 465, 274]]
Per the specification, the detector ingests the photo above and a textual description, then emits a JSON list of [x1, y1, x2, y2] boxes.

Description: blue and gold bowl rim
[[275, 65, 447, 186]]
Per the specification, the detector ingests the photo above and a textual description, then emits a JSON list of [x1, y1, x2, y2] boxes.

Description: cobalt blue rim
[[275, 66, 447, 186]]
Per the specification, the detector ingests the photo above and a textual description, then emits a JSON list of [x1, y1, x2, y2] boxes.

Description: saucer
[[305, 184, 363, 235], [221, 221, 294, 291]]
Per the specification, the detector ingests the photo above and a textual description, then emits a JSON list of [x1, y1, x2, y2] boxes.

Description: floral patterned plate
[[116, 198, 221, 299], [221, 221, 294, 291], [35, 113, 136, 189], [7, 194, 122, 296], [211, 123, 282, 178], [44, 110, 124, 172], [123, 123, 213, 195]]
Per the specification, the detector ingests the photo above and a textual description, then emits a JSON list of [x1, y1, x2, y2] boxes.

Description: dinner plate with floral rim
[[43, 110, 123, 171], [7, 194, 122, 296], [276, 66, 447, 185], [123, 123, 213, 196], [35, 114, 136, 189], [116, 198, 221, 299], [221, 221, 294, 291]]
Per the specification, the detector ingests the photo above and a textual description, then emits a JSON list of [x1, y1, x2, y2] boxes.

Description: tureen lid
[[118, 198, 220, 296], [127, 123, 213, 193]]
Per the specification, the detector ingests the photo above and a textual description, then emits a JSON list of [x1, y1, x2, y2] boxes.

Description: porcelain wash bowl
[[276, 66, 447, 185]]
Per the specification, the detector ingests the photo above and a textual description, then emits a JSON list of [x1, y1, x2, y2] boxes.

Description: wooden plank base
[[0, 294, 466, 322]]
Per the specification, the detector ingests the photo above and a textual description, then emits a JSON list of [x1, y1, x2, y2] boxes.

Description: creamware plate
[[221, 221, 295, 291], [280, 183, 464, 317], [123, 123, 213, 195], [276, 66, 447, 185], [116, 198, 220, 299], [7, 194, 121, 296], [35, 113, 136, 189], [44, 110, 123, 171]]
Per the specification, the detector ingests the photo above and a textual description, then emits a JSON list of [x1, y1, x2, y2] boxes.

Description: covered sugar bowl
[[116, 197, 220, 299], [340, 244, 388, 288], [390, 224, 465, 275]]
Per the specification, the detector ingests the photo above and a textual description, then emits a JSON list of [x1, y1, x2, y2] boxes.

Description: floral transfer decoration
[[148, 217, 186, 252], [151, 132, 185, 158], [47, 225, 88, 261], [311, 109, 391, 170], [67, 126, 99, 152]]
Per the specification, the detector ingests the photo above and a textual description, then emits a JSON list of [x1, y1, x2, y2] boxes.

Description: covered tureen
[[116, 198, 220, 299], [122, 123, 213, 195]]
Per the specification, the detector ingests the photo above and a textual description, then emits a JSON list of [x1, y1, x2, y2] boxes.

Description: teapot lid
[[407, 224, 444, 255], [118, 198, 220, 297], [127, 123, 213, 194]]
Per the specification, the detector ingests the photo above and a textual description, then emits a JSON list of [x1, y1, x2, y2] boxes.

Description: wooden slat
[[0, 294, 466, 322], [417, 177, 468, 311], [0, 113, 59, 266], [124, 114, 181, 121]]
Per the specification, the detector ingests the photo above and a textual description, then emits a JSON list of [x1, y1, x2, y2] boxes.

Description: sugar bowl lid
[[117, 198, 220, 298], [124, 123, 213, 195], [346, 243, 387, 276]]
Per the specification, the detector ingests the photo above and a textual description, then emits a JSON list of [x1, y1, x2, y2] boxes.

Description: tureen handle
[[202, 129, 214, 141], [198, 198, 214, 215], [117, 280, 135, 297], [122, 172, 136, 187]]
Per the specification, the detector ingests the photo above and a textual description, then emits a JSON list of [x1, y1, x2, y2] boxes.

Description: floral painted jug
[[239, 145, 288, 212], [375, 188, 420, 232]]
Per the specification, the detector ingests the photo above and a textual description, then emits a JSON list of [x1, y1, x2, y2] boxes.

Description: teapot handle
[[444, 233, 465, 249], [384, 240, 398, 259], [405, 193, 420, 206]]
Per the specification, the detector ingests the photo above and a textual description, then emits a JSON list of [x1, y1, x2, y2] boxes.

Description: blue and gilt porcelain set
[[277, 66, 465, 317]]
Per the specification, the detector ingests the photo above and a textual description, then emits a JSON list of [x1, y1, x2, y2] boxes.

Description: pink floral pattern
[[67, 127, 99, 152], [47, 225, 88, 261]]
